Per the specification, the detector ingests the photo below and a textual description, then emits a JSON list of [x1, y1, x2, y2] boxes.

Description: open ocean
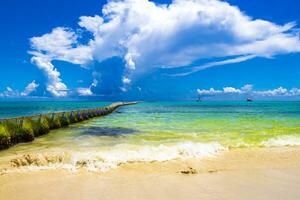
[[1, 101, 300, 172]]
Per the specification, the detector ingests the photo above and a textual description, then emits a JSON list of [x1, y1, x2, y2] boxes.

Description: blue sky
[[0, 0, 299, 100]]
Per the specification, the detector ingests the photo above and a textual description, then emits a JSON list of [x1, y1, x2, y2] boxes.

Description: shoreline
[[1, 146, 300, 200]]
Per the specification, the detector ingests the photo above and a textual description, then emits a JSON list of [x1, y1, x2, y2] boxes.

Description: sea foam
[[6, 142, 225, 173], [261, 136, 300, 147]]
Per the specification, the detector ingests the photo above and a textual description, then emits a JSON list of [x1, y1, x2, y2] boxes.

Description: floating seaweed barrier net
[[0, 102, 138, 150]]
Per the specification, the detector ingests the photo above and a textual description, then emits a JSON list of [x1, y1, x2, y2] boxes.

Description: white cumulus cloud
[[223, 87, 242, 94], [29, 0, 300, 96], [76, 79, 98, 96], [6, 87, 13, 92], [197, 85, 300, 98], [0, 81, 39, 97], [76, 87, 93, 96], [31, 56, 68, 97], [29, 27, 92, 97], [21, 80, 39, 96], [78, 15, 103, 33], [122, 77, 131, 84], [253, 87, 288, 96], [241, 84, 253, 92], [197, 88, 221, 95]]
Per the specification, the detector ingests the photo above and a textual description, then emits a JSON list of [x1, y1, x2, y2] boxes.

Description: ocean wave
[[261, 136, 300, 147], [5, 142, 225, 173]]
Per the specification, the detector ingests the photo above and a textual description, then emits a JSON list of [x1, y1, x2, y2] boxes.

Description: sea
[[0, 101, 300, 172]]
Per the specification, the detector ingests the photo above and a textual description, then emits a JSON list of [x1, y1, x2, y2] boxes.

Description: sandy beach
[[1, 146, 300, 200]]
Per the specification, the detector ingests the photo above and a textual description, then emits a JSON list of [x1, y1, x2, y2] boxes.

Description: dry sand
[[1, 147, 300, 200]]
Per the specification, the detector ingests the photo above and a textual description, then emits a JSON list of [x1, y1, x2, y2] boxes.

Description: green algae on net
[[0, 102, 138, 150]]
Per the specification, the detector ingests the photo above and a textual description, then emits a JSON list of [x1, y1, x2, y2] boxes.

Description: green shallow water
[[90, 101, 300, 148], [1, 101, 300, 154], [1, 101, 300, 171]]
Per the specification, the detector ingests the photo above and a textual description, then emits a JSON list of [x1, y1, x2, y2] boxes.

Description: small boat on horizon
[[246, 98, 253, 102], [197, 95, 202, 102]]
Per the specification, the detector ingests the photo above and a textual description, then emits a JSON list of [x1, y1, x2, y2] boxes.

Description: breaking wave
[[5, 142, 225, 173], [261, 136, 300, 147]]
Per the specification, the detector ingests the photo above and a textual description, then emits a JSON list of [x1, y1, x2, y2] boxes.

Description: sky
[[0, 0, 300, 100]]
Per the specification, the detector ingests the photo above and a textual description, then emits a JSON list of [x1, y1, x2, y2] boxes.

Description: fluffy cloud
[[197, 85, 246, 95], [30, 27, 92, 65], [0, 81, 39, 97], [76, 87, 93, 96], [21, 81, 39, 96], [290, 88, 300, 96], [122, 77, 131, 84], [78, 15, 103, 33], [29, 27, 92, 97], [31, 56, 68, 97], [253, 87, 288, 96], [29, 0, 300, 97], [197, 85, 300, 97], [241, 84, 253, 92], [223, 87, 242, 94], [197, 88, 221, 95], [6, 87, 13, 92], [0, 87, 17, 97], [76, 79, 98, 96]]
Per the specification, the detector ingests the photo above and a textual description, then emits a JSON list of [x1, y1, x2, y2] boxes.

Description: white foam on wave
[[76, 142, 226, 172], [261, 136, 300, 147], [4, 142, 226, 173]]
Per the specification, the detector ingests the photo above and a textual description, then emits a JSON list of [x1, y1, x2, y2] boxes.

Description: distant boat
[[197, 95, 202, 102], [246, 98, 253, 102]]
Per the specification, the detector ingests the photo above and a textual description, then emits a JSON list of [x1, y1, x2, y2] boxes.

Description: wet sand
[[1, 147, 300, 200]]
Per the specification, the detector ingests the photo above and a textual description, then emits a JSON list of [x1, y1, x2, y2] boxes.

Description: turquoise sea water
[[1, 101, 300, 171], [0, 101, 111, 118]]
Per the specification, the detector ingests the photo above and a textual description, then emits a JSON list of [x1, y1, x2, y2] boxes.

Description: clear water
[[1, 101, 300, 172], [0, 101, 111, 118]]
